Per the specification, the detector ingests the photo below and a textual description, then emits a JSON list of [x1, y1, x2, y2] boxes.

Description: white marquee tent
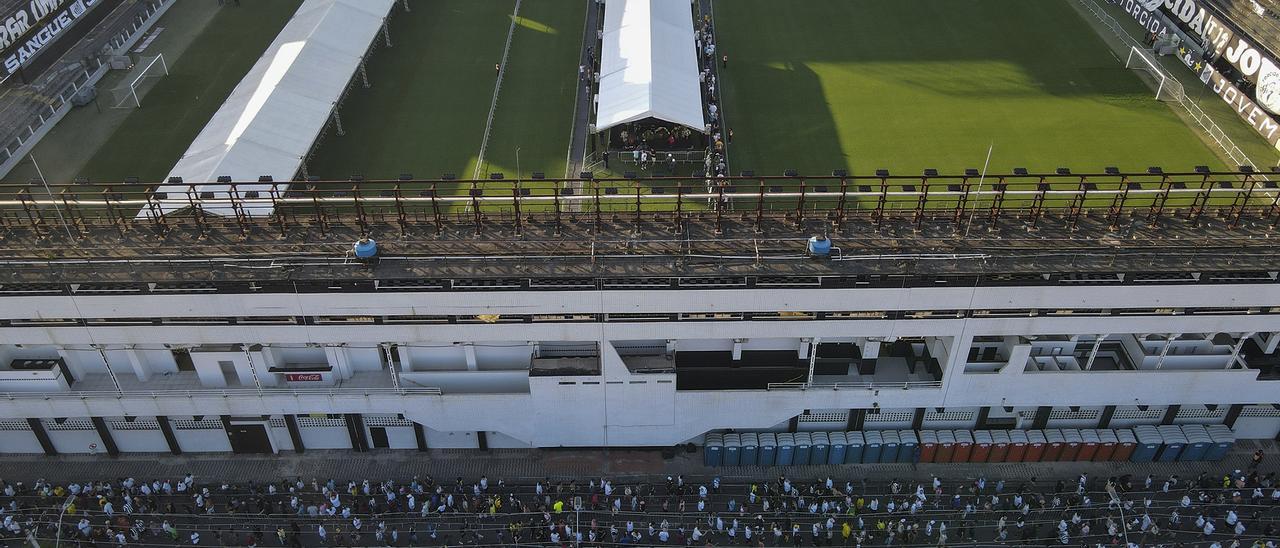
[[595, 0, 705, 134], [145, 0, 394, 217]]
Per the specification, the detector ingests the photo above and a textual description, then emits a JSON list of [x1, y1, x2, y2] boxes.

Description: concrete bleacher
[[0, 0, 172, 178], [1202, 0, 1280, 56]]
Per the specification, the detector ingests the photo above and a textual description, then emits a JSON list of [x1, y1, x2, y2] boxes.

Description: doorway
[[369, 427, 390, 449], [226, 424, 273, 454], [173, 350, 195, 372]]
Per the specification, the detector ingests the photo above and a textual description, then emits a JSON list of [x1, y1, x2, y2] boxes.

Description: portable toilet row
[[706, 426, 1199, 466], [1156, 425, 1188, 462], [1206, 425, 1236, 461], [705, 433, 724, 466], [1179, 425, 1211, 461], [1131, 425, 1164, 462]]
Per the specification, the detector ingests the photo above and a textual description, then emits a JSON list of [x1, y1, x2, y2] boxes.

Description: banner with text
[[1199, 64, 1280, 150], [2, 0, 103, 78], [0, 0, 73, 52], [1134, 0, 1280, 115]]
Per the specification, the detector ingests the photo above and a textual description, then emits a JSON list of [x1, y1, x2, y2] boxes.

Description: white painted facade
[[0, 282, 1276, 453]]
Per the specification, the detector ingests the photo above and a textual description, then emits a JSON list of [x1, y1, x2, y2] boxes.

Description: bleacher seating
[[1202, 0, 1280, 57]]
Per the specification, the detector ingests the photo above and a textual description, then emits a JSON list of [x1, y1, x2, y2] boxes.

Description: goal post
[[1124, 46, 1183, 102], [110, 54, 169, 109]]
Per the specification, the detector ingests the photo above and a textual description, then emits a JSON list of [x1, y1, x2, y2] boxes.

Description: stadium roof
[[147, 0, 394, 217], [595, 0, 706, 134]]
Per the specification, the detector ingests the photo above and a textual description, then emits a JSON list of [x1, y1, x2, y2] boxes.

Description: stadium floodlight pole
[[30, 154, 75, 240], [517, 146, 522, 182], [53, 494, 75, 548], [963, 143, 993, 239]]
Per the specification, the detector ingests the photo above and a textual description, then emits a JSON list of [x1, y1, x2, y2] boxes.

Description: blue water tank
[[807, 236, 832, 256], [354, 238, 378, 258]]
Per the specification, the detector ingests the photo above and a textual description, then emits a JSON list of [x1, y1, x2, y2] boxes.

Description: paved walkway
[[564, 0, 602, 181], [0, 440, 1273, 485]]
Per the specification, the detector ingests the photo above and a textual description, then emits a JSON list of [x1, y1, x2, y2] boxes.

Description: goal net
[[109, 54, 169, 109], [1124, 46, 1183, 102]]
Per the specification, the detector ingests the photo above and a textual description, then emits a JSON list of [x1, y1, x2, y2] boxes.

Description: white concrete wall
[[0, 428, 43, 453], [109, 428, 169, 452], [46, 427, 102, 454], [173, 428, 232, 452], [298, 426, 350, 450], [425, 427, 478, 449], [271, 424, 295, 451], [0, 283, 1277, 446]]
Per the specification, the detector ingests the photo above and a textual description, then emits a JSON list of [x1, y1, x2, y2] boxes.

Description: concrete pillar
[[1228, 332, 1255, 369], [125, 348, 150, 382], [285, 415, 305, 453], [731, 340, 743, 361], [90, 417, 119, 456], [1098, 405, 1116, 429], [665, 340, 677, 357], [463, 344, 478, 371], [1032, 406, 1051, 429], [1263, 332, 1280, 354], [27, 419, 55, 455], [413, 422, 428, 451], [1224, 404, 1245, 428], [157, 416, 181, 455], [395, 343, 414, 372], [325, 346, 354, 380]]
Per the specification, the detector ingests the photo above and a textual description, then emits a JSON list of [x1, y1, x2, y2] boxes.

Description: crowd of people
[[0, 458, 1278, 547], [696, 13, 730, 180]]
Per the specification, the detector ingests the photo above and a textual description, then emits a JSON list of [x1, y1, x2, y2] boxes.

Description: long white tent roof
[[595, 0, 705, 133], [146, 0, 394, 217]]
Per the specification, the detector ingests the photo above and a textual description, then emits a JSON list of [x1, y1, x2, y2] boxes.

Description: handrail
[[0, 386, 443, 400], [762, 381, 947, 389]]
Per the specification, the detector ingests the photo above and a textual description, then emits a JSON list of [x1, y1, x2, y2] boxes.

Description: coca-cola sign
[[284, 373, 322, 382]]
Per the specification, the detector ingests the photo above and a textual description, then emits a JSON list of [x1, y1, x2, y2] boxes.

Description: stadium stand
[[0, 0, 173, 178], [1203, 0, 1280, 55]]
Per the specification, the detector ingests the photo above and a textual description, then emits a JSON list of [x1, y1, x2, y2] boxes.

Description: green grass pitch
[[714, 0, 1231, 178], [306, 0, 583, 184], [77, 1, 300, 181]]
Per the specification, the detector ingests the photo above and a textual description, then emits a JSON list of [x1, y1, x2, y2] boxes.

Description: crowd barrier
[[703, 425, 1235, 467]]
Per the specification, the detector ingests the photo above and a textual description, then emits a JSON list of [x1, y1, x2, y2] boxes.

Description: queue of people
[[0, 461, 1278, 547]]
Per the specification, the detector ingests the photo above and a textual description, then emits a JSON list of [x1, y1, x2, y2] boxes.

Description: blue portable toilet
[[863, 430, 883, 464], [1205, 425, 1235, 461], [727, 435, 747, 463], [898, 430, 919, 463], [740, 433, 760, 466], [880, 430, 900, 463], [810, 432, 831, 465], [828, 432, 848, 465], [723, 433, 742, 466], [1178, 425, 1210, 461], [704, 433, 724, 466], [845, 431, 865, 464], [758, 433, 778, 466], [1130, 426, 1162, 463], [1155, 425, 1186, 462], [793, 432, 812, 465], [776, 433, 796, 466]]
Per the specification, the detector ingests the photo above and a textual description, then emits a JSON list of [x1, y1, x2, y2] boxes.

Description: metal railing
[[0, 386, 443, 401], [767, 380, 943, 391], [3, 168, 1279, 239]]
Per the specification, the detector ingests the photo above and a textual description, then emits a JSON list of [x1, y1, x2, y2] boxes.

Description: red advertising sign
[[284, 373, 322, 382]]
